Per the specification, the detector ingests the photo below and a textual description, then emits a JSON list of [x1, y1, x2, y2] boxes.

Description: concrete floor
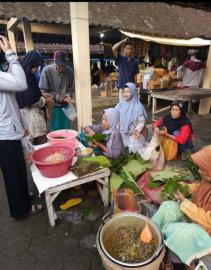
[[0, 99, 211, 270]]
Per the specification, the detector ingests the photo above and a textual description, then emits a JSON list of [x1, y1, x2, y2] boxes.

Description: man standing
[[112, 38, 139, 101], [39, 50, 75, 131]]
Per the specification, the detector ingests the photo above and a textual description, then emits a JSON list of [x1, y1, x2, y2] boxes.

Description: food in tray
[[43, 151, 68, 164], [80, 147, 93, 156], [104, 225, 158, 263]]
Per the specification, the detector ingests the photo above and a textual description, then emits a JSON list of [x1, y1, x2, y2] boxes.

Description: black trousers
[[0, 140, 30, 218]]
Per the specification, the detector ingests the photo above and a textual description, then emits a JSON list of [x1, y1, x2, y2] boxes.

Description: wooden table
[[31, 142, 111, 227], [150, 87, 211, 118]]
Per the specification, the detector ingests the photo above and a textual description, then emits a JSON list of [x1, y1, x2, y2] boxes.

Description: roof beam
[[7, 17, 20, 31]]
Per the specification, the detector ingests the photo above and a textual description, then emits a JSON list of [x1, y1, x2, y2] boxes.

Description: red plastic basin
[[47, 129, 78, 146], [32, 145, 75, 178]]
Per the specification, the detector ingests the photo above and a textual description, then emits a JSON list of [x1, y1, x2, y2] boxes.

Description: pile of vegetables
[[110, 152, 153, 194], [148, 168, 190, 200]]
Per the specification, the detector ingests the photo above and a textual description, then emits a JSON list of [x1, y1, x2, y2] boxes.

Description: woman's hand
[[173, 190, 186, 203], [64, 96, 73, 105], [0, 35, 11, 53], [85, 129, 95, 137], [154, 128, 165, 136]]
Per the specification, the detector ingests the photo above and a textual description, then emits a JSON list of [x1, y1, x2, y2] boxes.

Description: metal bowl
[[98, 212, 164, 268]]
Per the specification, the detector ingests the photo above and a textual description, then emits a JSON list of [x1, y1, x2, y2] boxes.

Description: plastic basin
[[47, 129, 78, 146], [32, 145, 75, 178]]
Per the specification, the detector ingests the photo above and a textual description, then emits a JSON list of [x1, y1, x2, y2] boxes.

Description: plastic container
[[32, 145, 75, 178], [47, 129, 78, 147], [112, 189, 141, 214]]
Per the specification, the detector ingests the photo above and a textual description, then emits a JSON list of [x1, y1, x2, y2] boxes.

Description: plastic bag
[[142, 134, 165, 170], [21, 136, 34, 163], [62, 104, 77, 121], [128, 135, 148, 156]]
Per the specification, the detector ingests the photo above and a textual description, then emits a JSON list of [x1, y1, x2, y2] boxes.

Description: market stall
[[31, 141, 110, 227]]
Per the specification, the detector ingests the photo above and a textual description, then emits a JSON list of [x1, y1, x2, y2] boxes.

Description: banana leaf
[[110, 172, 124, 192], [110, 152, 136, 173], [119, 168, 143, 194], [150, 168, 189, 182], [123, 159, 153, 179], [84, 134, 108, 143], [83, 155, 111, 168]]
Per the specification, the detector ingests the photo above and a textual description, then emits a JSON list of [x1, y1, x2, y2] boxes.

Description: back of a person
[[181, 59, 205, 87]]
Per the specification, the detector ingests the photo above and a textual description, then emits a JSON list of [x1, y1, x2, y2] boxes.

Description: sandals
[[29, 203, 44, 216]]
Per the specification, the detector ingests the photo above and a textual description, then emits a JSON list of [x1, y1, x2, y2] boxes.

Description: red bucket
[[32, 145, 75, 178]]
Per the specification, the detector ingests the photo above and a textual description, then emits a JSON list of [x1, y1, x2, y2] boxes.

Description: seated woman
[[152, 145, 211, 270], [154, 100, 194, 160], [115, 82, 148, 155], [84, 108, 124, 159]]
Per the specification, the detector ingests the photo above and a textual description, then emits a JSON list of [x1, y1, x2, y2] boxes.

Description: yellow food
[[44, 151, 66, 163], [81, 148, 93, 156]]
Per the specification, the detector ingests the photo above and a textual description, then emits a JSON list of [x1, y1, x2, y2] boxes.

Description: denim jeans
[[173, 130, 194, 153]]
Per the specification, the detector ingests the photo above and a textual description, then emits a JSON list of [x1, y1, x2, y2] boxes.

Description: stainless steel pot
[[98, 212, 164, 268]]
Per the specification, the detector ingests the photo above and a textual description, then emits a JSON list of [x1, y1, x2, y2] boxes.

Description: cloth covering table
[[31, 142, 110, 227]]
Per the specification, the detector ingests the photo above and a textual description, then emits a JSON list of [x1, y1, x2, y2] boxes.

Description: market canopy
[[120, 30, 211, 47], [1, 2, 211, 39]]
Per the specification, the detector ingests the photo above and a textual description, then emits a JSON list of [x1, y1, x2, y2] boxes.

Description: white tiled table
[[31, 142, 110, 227]]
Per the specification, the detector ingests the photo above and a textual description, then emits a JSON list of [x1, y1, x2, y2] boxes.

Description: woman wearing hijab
[[154, 100, 194, 160], [115, 82, 148, 154], [152, 145, 211, 270], [16, 50, 52, 145], [84, 108, 124, 159], [91, 62, 100, 86]]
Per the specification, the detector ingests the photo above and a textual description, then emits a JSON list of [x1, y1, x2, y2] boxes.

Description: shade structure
[[120, 29, 211, 47]]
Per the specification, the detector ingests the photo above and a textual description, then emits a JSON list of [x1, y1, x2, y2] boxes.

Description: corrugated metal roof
[[1, 2, 211, 38]]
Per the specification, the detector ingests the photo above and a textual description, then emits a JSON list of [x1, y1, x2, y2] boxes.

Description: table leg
[[152, 97, 157, 118], [103, 176, 109, 207], [147, 92, 151, 108], [45, 191, 56, 227]]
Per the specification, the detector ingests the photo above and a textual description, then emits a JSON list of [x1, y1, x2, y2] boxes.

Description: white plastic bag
[[128, 135, 149, 156], [62, 104, 77, 121], [21, 136, 35, 163], [142, 134, 165, 170]]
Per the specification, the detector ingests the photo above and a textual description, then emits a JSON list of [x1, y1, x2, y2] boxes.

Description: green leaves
[[84, 155, 111, 168], [84, 134, 108, 144], [123, 159, 152, 179], [110, 172, 124, 192], [149, 167, 190, 200]]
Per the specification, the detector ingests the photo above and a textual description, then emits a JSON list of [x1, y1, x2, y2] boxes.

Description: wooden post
[[70, 2, 92, 131], [21, 17, 34, 52], [7, 17, 20, 54], [198, 43, 211, 115], [7, 30, 17, 54]]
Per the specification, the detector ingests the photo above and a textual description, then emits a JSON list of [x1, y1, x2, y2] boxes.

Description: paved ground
[[0, 99, 211, 270]]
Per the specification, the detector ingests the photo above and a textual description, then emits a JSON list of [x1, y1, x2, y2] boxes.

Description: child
[[115, 82, 148, 155], [84, 108, 124, 159], [154, 100, 194, 160]]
